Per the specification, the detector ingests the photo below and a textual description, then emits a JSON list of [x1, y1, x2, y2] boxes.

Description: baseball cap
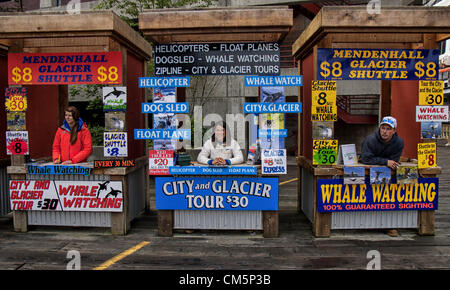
[[380, 116, 397, 129]]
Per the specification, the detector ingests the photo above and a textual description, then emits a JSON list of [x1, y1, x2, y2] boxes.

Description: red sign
[[149, 150, 174, 175], [8, 52, 123, 85]]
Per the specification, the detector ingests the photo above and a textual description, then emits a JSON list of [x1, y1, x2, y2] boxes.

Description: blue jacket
[[361, 130, 404, 165]]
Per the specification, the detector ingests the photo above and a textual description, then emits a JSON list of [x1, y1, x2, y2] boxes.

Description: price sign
[[312, 139, 338, 165], [418, 142, 436, 169], [5, 87, 27, 112], [103, 132, 127, 157], [311, 80, 337, 122], [317, 48, 439, 81], [6, 131, 29, 155], [8, 52, 122, 85], [419, 81, 444, 105], [149, 150, 174, 175]]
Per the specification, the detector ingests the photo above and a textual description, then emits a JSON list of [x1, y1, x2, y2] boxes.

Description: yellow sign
[[417, 142, 436, 169], [311, 80, 337, 122], [312, 139, 338, 165], [419, 80, 443, 105], [5, 94, 27, 112]]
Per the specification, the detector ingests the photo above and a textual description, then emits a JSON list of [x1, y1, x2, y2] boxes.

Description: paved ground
[[0, 147, 449, 271]]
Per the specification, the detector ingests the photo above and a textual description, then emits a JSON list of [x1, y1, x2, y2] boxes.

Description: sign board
[[317, 178, 439, 212], [418, 142, 437, 169], [154, 42, 280, 76], [312, 139, 338, 165], [419, 80, 444, 105], [262, 149, 287, 175], [5, 87, 27, 112], [244, 76, 302, 86], [104, 132, 127, 157], [8, 52, 123, 85], [311, 80, 337, 122], [317, 48, 439, 81], [416, 106, 449, 122], [103, 87, 127, 111], [155, 177, 279, 210], [149, 150, 174, 175], [6, 131, 28, 155], [9, 180, 123, 212]]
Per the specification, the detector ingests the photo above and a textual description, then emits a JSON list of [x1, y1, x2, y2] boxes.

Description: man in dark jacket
[[361, 116, 404, 170]]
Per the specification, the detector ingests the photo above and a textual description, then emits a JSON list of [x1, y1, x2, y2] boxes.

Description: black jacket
[[361, 130, 404, 165]]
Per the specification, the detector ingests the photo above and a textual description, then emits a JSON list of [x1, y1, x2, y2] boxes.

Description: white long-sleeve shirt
[[197, 138, 244, 165]]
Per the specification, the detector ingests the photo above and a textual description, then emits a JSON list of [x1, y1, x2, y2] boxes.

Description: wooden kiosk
[[139, 7, 293, 237], [292, 7, 448, 237], [0, 11, 152, 235]]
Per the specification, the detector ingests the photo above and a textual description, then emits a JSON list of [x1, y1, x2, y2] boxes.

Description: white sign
[[149, 150, 174, 175], [6, 131, 29, 155], [416, 106, 449, 122], [103, 86, 127, 111], [9, 180, 123, 212], [261, 149, 287, 175], [104, 132, 127, 157]]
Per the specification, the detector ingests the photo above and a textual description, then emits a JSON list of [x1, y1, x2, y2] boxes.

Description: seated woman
[[52, 106, 93, 164], [197, 121, 244, 165]]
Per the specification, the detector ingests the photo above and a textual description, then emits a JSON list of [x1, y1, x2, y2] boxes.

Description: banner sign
[[8, 52, 123, 85], [5, 87, 27, 112], [6, 131, 28, 155], [418, 142, 437, 169], [154, 42, 280, 76], [155, 177, 278, 210], [317, 178, 439, 212], [317, 48, 439, 81], [142, 102, 188, 114], [258, 129, 287, 138], [419, 80, 444, 105], [244, 76, 302, 86], [243, 102, 302, 114], [312, 139, 338, 165], [27, 164, 91, 176], [94, 160, 135, 168], [168, 166, 257, 176], [262, 149, 287, 175], [149, 150, 174, 175], [416, 106, 449, 122], [139, 77, 190, 88], [134, 129, 191, 140], [311, 80, 337, 122], [9, 180, 123, 212]]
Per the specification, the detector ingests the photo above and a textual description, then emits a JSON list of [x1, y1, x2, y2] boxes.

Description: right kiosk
[[292, 6, 449, 237]]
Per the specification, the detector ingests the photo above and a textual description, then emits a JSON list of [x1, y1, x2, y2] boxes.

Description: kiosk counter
[[7, 156, 148, 235], [154, 163, 280, 238]]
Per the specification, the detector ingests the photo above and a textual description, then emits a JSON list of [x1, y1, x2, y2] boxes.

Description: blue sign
[[169, 166, 257, 175], [258, 129, 287, 138], [243, 102, 302, 114], [244, 76, 303, 86], [317, 48, 440, 81], [139, 77, 190, 87], [142, 102, 189, 114], [26, 164, 91, 176], [134, 129, 191, 140], [156, 177, 279, 210], [317, 178, 439, 212]]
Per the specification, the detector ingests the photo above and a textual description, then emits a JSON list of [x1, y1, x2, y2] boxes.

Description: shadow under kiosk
[[1, 11, 152, 235], [292, 7, 448, 237]]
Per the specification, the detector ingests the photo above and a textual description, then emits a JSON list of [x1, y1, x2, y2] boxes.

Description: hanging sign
[[149, 150, 174, 175], [5, 87, 27, 112], [317, 48, 439, 81], [154, 42, 280, 76], [6, 131, 29, 155], [418, 80, 444, 105], [417, 142, 437, 169], [104, 132, 127, 157], [416, 106, 449, 122], [8, 52, 123, 85], [311, 80, 337, 122], [312, 139, 338, 165]]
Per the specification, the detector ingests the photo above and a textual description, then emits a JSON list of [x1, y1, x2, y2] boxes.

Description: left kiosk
[[0, 11, 153, 235]]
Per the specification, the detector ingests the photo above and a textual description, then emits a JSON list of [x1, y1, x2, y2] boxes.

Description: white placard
[[9, 180, 123, 212], [416, 106, 449, 122], [6, 131, 29, 155], [104, 132, 128, 157], [261, 149, 287, 175]]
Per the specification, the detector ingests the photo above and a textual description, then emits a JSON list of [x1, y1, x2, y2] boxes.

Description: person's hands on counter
[[61, 160, 73, 165], [387, 160, 399, 170], [212, 157, 226, 165]]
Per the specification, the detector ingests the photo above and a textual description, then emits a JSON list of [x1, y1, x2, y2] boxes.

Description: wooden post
[[263, 211, 279, 238], [158, 210, 173, 237], [110, 175, 129, 235], [313, 175, 331, 237]]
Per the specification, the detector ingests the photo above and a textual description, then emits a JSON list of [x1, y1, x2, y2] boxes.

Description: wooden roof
[[292, 6, 450, 59], [139, 6, 293, 43], [0, 11, 152, 59]]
